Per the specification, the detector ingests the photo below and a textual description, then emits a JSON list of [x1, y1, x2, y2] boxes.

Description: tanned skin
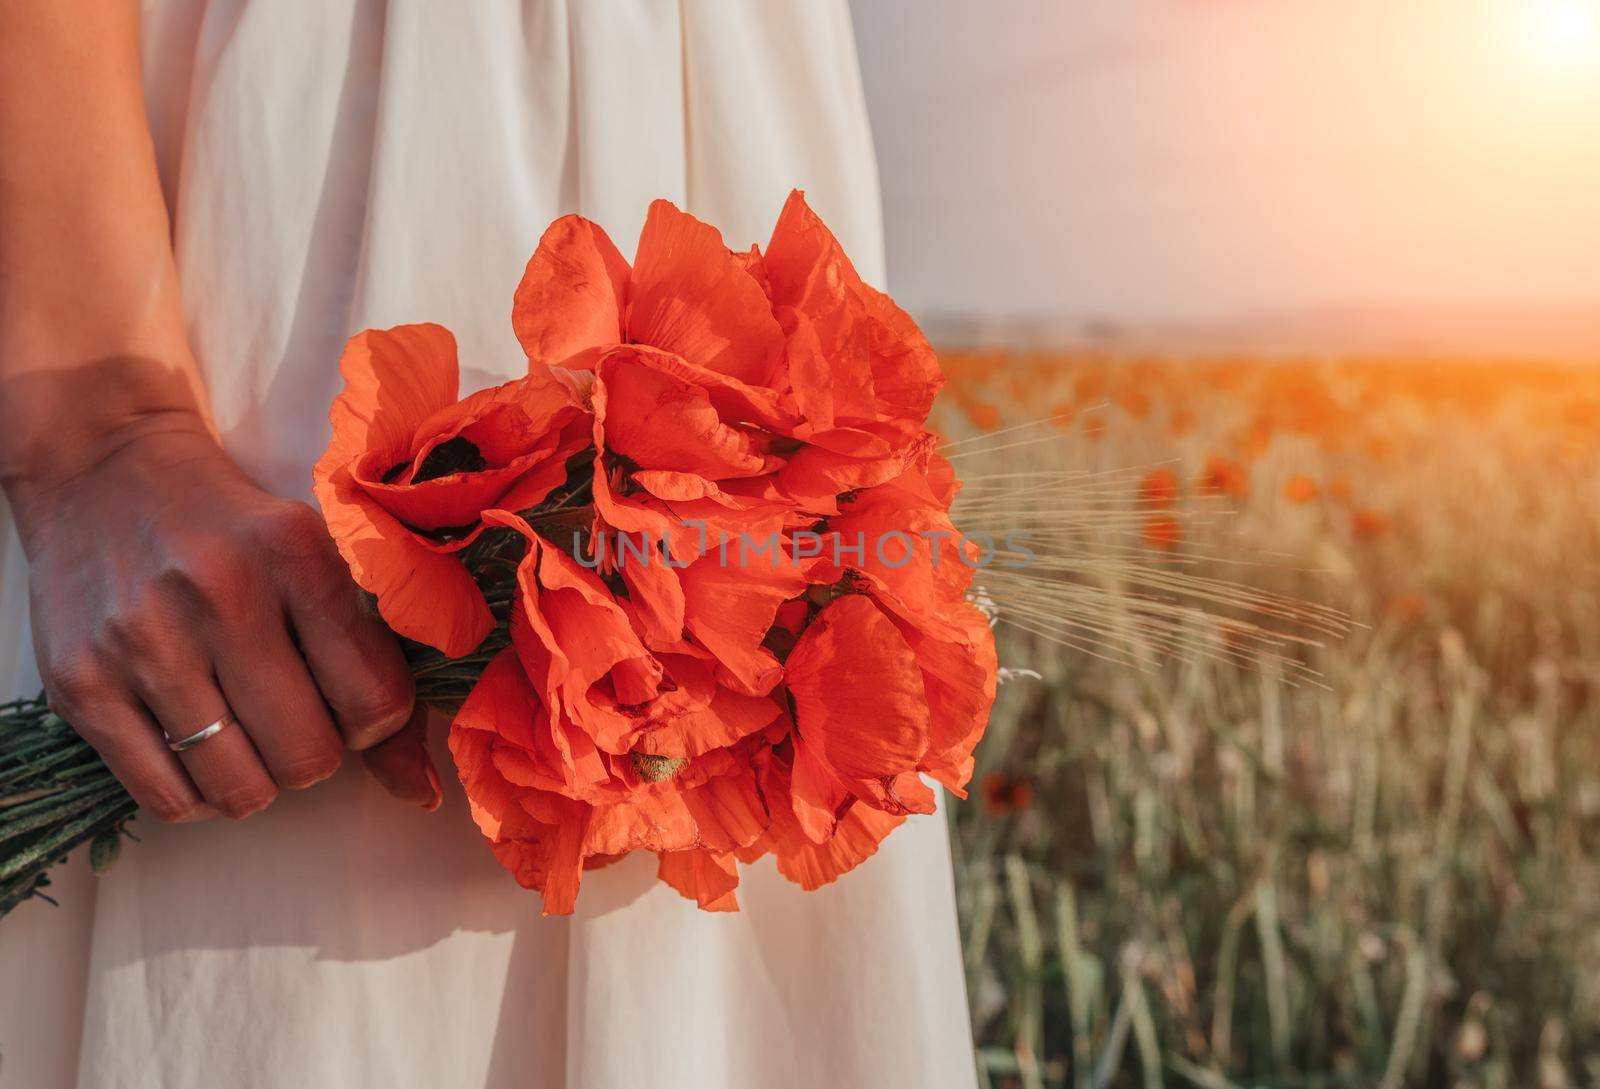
[[0, 1, 440, 820]]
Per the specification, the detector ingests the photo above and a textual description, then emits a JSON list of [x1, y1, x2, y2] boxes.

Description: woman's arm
[[0, 1, 436, 818], [0, 0, 205, 471]]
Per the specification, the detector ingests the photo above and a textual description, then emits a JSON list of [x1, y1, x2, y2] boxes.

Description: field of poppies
[[938, 347, 1600, 1088]]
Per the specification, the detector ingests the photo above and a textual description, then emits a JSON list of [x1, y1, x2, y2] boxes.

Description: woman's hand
[[0, 3, 440, 820], [11, 411, 418, 821]]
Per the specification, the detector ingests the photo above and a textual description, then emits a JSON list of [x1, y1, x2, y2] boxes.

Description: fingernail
[[421, 761, 443, 812]]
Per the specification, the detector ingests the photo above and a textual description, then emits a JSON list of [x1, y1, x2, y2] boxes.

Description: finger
[[286, 564, 414, 751], [66, 694, 214, 823], [213, 621, 345, 791], [132, 667, 278, 820], [361, 704, 442, 810]]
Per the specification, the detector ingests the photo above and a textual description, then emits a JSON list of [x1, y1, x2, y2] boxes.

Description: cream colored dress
[[0, 2, 978, 1087]]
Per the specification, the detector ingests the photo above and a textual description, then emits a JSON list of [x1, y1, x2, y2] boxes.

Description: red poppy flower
[[511, 191, 943, 517], [448, 650, 773, 914], [587, 344, 799, 559], [798, 456, 997, 801], [485, 511, 786, 766], [749, 454, 996, 888], [512, 200, 787, 390], [655, 847, 743, 911], [313, 323, 590, 656], [446, 512, 791, 912], [760, 191, 944, 506]]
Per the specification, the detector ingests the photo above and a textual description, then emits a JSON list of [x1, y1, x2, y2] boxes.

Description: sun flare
[[1525, 0, 1600, 70]]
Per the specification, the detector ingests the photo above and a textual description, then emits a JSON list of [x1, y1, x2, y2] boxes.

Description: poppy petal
[[895, 609, 998, 796], [657, 849, 740, 912], [448, 661, 542, 839], [597, 352, 769, 479], [315, 464, 492, 656], [776, 801, 906, 891], [493, 808, 590, 916], [513, 215, 631, 370], [790, 734, 852, 843], [322, 323, 461, 466], [764, 191, 942, 429], [617, 555, 686, 649], [628, 200, 785, 387], [358, 454, 548, 531], [640, 686, 782, 760], [784, 594, 931, 780], [680, 763, 769, 852], [679, 550, 806, 695]]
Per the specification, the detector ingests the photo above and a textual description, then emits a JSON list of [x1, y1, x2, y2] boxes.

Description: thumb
[[361, 704, 443, 811]]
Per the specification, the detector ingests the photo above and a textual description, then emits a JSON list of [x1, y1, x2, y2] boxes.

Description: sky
[[849, 0, 1600, 336]]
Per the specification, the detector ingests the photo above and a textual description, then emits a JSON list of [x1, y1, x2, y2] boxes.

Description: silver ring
[[166, 712, 235, 753]]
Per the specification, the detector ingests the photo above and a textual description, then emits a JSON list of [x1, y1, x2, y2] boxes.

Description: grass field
[[937, 348, 1600, 1088]]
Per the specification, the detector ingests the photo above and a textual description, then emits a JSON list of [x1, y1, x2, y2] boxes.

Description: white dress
[[0, 3, 978, 1087]]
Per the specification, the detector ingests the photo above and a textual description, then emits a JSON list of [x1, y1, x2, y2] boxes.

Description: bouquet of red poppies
[[309, 191, 996, 912], [0, 191, 996, 916]]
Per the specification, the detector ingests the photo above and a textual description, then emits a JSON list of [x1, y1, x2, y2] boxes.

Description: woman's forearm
[[0, 0, 211, 520], [0, 2, 423, 821]]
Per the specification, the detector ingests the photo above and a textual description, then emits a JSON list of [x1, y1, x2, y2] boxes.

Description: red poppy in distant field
[[1385, 592, 1429, 622], [1142, 514, 1182, 550], [313, 323, 590, 656], [1283, 473, 1320, 505], [981, 772, 1035, 816], [1139, 467, 1180, 506], [1196, 454, 1249, 498], [1326, 473, 1354, 506], [966, 401, 1002, 430], [1116, 387, 1150, 420], [1351, 508, 1391, 538]]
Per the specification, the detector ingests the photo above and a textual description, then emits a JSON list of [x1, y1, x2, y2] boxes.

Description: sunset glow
[[1525, 0, 1600, 70], [860, 2, 1600, 332]]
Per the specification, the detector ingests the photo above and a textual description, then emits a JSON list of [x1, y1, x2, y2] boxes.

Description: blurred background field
[[842, 1, 1600, 1082], [936, 346, 1600, 1088]]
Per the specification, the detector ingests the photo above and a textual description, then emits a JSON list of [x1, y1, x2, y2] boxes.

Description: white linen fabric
[[0, 2, 978, 1087]]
